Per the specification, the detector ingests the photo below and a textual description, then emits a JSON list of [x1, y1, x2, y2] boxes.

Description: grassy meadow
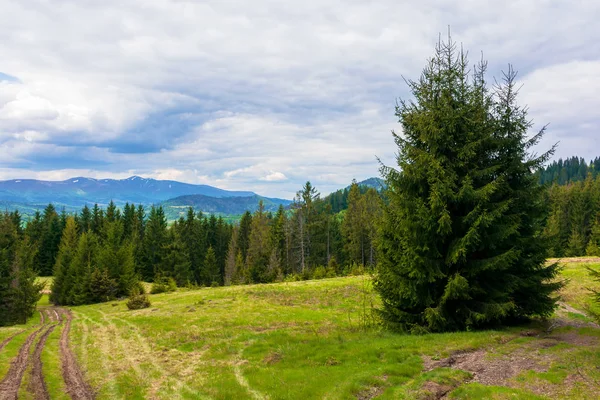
[[3, 259, 600, 399]]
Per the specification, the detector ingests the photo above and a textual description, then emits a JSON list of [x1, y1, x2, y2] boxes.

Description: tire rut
[[58, 308, 95, 400], [27, 317, 60, 400], [0, 322, 46, 399]]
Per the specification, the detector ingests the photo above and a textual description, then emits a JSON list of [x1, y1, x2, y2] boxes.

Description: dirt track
[[0, 307, 94, 400], [59, 308, 94, 400], [28, 309, 61, 400]]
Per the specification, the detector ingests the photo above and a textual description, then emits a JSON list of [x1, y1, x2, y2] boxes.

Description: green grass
[[68, 277, 518, 399], [449, 383, 545, 399], [3, 260, 600, 399]]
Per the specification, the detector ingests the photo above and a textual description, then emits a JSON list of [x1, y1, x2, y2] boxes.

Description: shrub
[[327, 257, 339, 277], [127, 288, 151, 310], [150, 275, 177, 294], [312, 266, 327, 280], [283, 274, 301, 283], [344, 263, 366, 276]]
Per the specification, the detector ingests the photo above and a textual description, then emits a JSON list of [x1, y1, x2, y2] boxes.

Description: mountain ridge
[[0, 175, 258, 207]]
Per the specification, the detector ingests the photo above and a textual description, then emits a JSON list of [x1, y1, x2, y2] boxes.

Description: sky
[[0, 0, 598, 199]]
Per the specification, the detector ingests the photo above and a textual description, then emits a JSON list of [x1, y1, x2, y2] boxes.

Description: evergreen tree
[[234, 251, 246, 284], [88, 267, 118, 303], [238, 211, 252, 263], [24, 211, 43, 244], [79, 205, 92, 234], [161, 229, 192, 287], [9, 237, 43, 324], [105, 200, 120, 224], [375, 36, 562, 332], [0, 214, 18, 325], [10, 210, 23, 236], [51, 217, 79, 305], [180, 208, 205, 285], [214, 217, 231, 283], [246, 201, 272, 283], [292, 182, 320, 273], [91, 204, 104, 235], [122, 203, 136, 239], [225, 227, 239, 285], [36, 204, 62, 276], [343, 181, 368, 266], [270, 205, 288, 274], [201, 246, 219, 286], [67, 232, 99, 305], [97, 221, 137, 296], [141, 206, 168, 281]]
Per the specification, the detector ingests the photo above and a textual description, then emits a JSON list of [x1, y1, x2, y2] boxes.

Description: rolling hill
[[161, 194, 292, 220]]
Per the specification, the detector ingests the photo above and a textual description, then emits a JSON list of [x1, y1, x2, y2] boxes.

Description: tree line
[[538, 156, 600, 185], [2, 181, 381, 311]]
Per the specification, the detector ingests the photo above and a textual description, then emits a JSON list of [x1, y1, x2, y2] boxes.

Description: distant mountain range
[[0, 176, 380, 219], [0, 176, 256, 207]]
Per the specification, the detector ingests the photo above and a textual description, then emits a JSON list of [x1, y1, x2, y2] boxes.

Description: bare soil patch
[[422, 310, 600, 398], [424, 348, 547, 386], [419, 381, 454, 400]]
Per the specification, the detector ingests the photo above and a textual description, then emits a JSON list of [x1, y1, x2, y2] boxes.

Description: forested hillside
[[322, 177, 385, 213]]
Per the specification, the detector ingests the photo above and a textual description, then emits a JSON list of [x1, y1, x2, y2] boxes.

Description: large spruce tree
[[375, 36, 562, 332]]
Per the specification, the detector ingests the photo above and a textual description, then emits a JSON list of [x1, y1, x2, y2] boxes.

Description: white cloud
[[260, 172, 287, 182], [0, 0, 598, 197]]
